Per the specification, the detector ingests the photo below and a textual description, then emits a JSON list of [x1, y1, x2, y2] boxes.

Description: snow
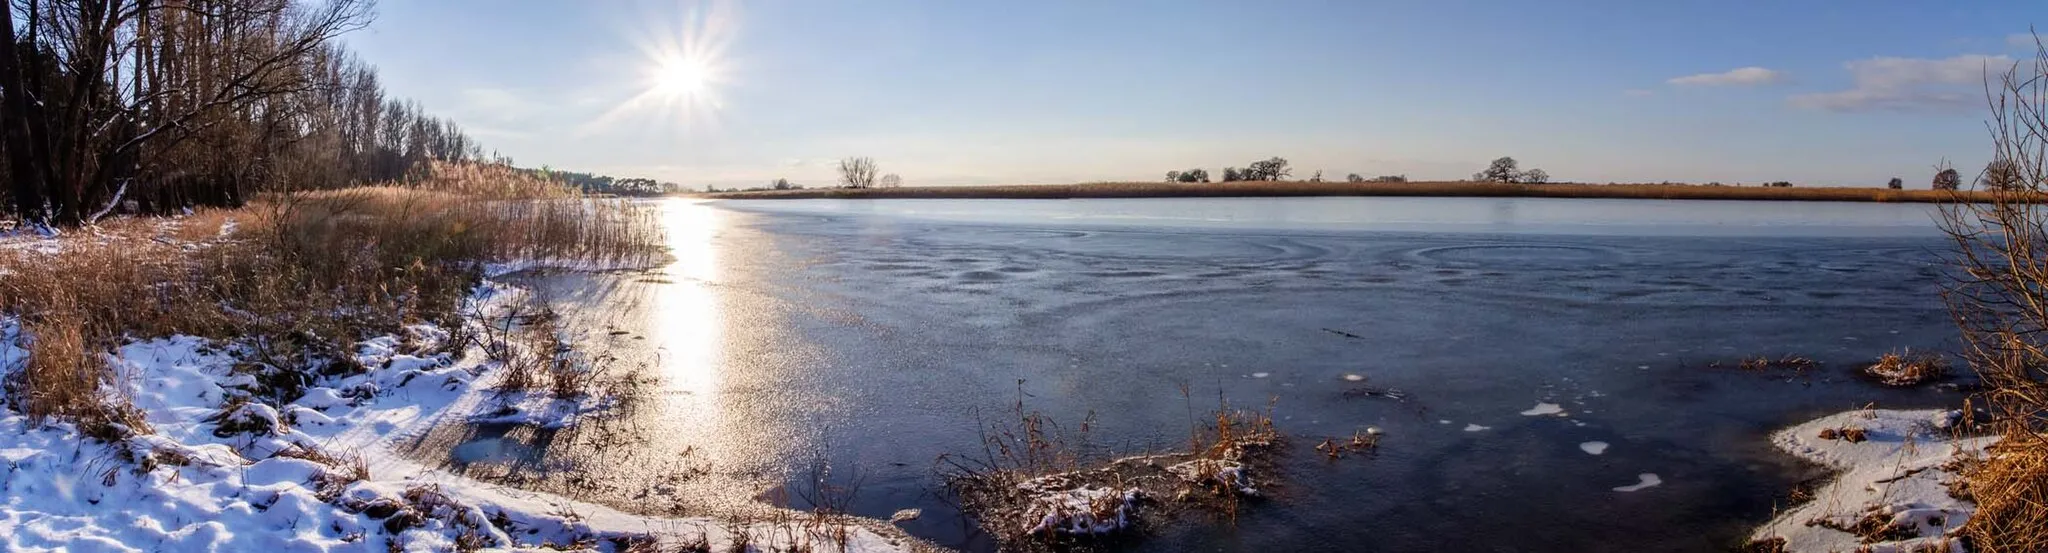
[[1167, 458, 1258, 495], [1580, 441, 1609, 455], [1520, 402, 1566, 416], [1612, 473, 1662, 492], [1014, 475, 1139, 536], [0, 281, 917, 552], [1463, 424, 1490, 432], [1749, 409, 1995, 553]]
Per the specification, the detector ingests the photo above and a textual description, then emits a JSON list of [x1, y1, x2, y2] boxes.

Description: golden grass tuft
[[0, 167, 664, 440], [708, 180, 2006, 203], [1961, 436, 2048, 552], [1863, 350, 1951, 386]]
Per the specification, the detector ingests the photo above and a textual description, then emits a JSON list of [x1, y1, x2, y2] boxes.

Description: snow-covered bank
[[1749, 409, 1998, 553], [0, 280, 920, 552]]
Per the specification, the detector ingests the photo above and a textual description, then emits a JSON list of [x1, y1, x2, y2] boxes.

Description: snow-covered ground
[[1749, 409, 1997, 553], [0, 278, 921, 552]]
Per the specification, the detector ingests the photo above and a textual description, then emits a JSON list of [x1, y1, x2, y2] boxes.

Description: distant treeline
[[707, 180, 2003, 203], [0, 0, 485, 226], [524, 168, 680, 197]]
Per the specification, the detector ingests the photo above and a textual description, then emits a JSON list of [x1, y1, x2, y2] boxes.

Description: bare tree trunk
[[0, 2, 49, 219]]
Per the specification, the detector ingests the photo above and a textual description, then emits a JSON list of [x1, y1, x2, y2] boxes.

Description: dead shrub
[[1960, 437, 2048, 552], [937, 385, 1282, 549], [0, 310, 150, 440], [1938, 35, 2048, 552], [1863, 350, 1951, 386]]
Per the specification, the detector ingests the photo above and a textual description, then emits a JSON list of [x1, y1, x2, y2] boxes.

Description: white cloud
[[2011, 33, 2041, 50], [1788, 54, 2012, 113], [1623, 89, 1654, 97], [1667, 67, 1786, 87]]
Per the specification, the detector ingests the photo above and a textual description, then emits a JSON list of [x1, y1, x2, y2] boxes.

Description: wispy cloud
[[1788, 54, 2011, 113], [1667, 67, 1786, 87], [2011, 33, 2042, 50]]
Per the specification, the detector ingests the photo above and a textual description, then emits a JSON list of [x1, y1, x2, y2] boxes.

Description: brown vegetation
[[0, 169, 663, 434], [708, 180, 2001, 203], [1863, 350, 1951, 386], [1961, 442, 2048, 552], [0, 0, 498, 226], [1815, 426, 1868, 443], [1936, 36, 2048, 552], [937, 389, 1281, 550]]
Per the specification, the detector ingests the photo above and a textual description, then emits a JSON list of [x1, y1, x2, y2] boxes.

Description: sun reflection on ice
[[650, 200, 724, 398]]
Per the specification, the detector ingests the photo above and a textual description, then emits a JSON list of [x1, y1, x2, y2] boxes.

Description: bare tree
[[1245, 157, 1291, 181], [1888, 177, 1904, 189], [0, 0, 449, 225], [1982, 157, 2026, 190], [1934, 159, 1962, 191], [837, 157, 877, 189], [1936, 35, 2048, 548], [1473, 157, 1548, 183], [1475, 157, 1518, 182], [879, 173, 902, 188]]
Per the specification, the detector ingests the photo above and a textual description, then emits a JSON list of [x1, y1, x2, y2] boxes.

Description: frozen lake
[[414, 196, 1965, 551]]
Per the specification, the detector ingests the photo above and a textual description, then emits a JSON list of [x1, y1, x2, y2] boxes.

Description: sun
[[579, 0, 738, 135], [652, 55, 712, 98]]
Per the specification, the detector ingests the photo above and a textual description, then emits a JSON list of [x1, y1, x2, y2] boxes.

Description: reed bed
[[0, 172, 665, 434], [709, 180, 1999, 203]]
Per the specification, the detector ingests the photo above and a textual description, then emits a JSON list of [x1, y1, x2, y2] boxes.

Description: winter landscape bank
[[3, 0, 2048, 551]]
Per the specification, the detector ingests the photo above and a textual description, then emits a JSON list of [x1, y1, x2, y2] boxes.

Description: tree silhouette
[[838, 157, 877, 188], [1934, 160, 1962, 191]]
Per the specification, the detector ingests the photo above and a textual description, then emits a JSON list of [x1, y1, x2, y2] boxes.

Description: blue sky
[[350, 1, 2044, 189]]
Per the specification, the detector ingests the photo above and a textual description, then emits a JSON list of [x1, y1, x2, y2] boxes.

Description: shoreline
[[1748, 408, 1994, 552], [699, 181, 2007, 203]]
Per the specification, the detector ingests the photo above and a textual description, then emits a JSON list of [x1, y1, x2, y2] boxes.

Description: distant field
[[704, 181, 2002, 203]]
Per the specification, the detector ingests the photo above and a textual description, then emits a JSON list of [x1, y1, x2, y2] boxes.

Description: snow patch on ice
[[1612, 473, 1661, 492], [1015, 476, 1139, 536], [1168, 458, 1258, 495], [1749, 409, 1994, 553], [0, 279, 916, 552], [1521, 402, 1565, 416], [1463, 424, 1490, 432], [1580, 441, 1609, 455]]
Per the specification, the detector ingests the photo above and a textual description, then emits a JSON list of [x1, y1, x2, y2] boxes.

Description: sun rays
[[581, 0, 737, 136]]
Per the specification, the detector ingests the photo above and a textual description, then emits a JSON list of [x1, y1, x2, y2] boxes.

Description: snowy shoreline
[[0, 278, 924, 552], [1748, 408, 1997, 553]]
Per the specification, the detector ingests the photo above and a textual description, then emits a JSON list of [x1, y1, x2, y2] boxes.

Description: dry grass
[[937, 389, 1281, 550], [708, 180, 2005, 203], [1960, 436, 2048, 552], [1863, 350, 1952, 386], [0, 170, 664, 436], [1815, 426, 1868, 443]]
